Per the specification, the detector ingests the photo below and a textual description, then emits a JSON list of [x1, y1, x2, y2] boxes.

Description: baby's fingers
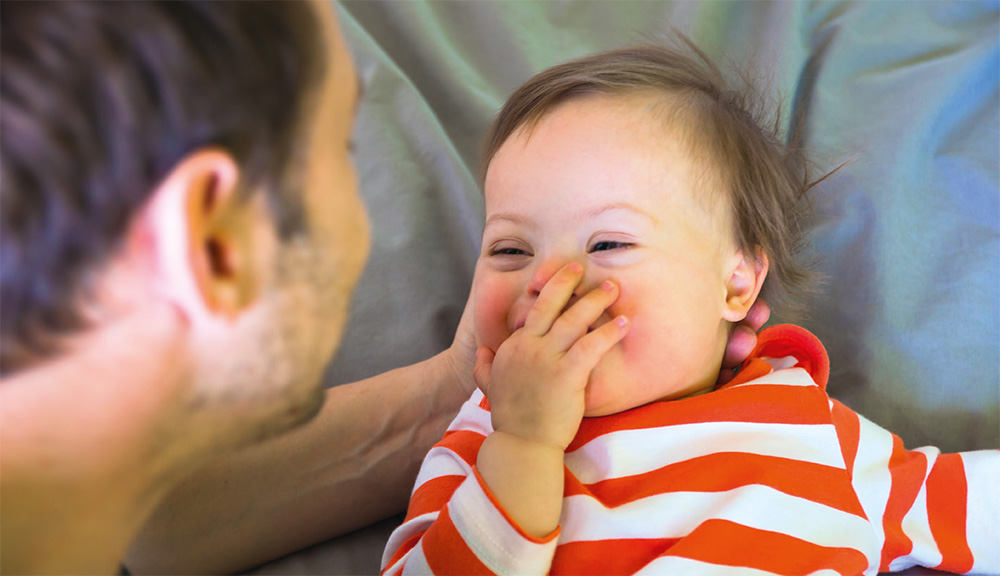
[[564, 315, 630, 373], [547, 281, 620, 351], [523, 263, 584, 336]]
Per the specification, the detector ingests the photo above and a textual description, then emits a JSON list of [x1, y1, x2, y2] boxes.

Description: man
[[0, 1, 369, 572], [0, 2, 766, 574]]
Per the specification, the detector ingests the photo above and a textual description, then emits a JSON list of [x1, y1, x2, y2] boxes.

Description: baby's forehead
[[485, 94, 735, 237], [490, 91, 732, 208], [513, 90, 697, 140], [502, 91, 726, 173]]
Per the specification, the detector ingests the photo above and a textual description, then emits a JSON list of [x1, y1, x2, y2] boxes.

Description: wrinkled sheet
[[250, 1, 999, 574]]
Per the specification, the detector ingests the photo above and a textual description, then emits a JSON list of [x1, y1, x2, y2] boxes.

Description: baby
[[382, 42, 998, 575]]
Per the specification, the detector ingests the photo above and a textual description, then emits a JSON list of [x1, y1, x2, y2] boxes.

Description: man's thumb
[[473, 347, 495, 394]]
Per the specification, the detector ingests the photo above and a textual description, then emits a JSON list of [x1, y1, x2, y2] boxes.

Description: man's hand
[[444, 275, 480, 398], [472, 263, 629, 451], [717, 298, 771, 386]]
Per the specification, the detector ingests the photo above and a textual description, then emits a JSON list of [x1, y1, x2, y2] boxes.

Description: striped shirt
[[382, 325, 999, 575]]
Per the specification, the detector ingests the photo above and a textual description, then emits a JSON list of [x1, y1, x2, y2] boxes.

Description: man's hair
[[0, 1, 325, 375], [483, 40, 828, 315]]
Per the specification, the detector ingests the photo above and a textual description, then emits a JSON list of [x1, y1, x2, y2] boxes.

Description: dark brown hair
[[0, 1, 325, 375], [483, 40, 825, 315]]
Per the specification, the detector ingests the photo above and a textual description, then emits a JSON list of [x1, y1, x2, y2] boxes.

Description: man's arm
[[124, 346, 474, 575], [124, 296, 767, 575]]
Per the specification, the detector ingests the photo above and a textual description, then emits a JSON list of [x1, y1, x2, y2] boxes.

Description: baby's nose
[[526, 258, 587, 297]]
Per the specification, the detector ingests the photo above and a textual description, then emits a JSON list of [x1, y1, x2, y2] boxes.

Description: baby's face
[[475, 95, 744, 416]]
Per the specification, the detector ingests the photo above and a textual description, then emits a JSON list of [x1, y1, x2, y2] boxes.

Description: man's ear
[[137, 148, 265, 322], [721, 248, 769, 323]]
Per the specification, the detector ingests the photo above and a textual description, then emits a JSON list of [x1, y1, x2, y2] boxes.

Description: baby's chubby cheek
[[472, 278, 518, 351], [598, 280, 650, 361]]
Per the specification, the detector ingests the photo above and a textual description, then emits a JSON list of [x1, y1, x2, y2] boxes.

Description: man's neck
[[0, 303, 195, 574]]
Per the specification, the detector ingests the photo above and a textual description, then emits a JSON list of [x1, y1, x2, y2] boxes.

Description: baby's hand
[[473, 263, 629, 451]]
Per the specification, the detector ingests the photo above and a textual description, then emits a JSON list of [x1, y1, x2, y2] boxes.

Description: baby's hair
[[482, 37, 831, 315]]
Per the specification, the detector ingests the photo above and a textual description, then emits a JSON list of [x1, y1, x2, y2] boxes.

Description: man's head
[[0, 1, 369, 442], [474, 42, 816, 413]]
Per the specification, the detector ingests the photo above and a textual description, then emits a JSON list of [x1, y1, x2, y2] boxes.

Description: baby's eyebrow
[[484, 213, 533, 229], [585, 202, 659, 225]]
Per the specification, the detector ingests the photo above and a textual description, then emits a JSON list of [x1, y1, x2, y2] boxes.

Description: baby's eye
[[490, 246, 531, 257], [590, 241, 632, 253]]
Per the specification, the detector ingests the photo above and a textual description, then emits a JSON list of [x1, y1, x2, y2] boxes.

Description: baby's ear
[[722, 248, 769, 323]]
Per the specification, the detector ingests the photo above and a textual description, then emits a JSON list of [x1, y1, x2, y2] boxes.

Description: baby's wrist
[[487, 429, 567, 457], [490, 425, 570, 454]]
